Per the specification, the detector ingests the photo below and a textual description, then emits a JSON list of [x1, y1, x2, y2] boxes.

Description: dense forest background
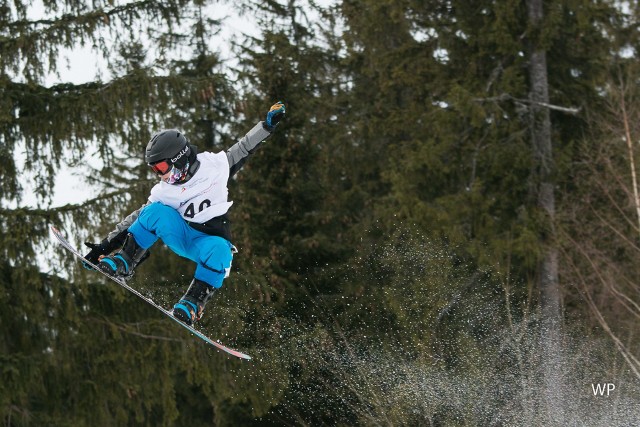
[[2, 0, 640, 425]]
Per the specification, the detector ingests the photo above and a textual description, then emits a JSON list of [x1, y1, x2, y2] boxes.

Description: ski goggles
[[149, 160, 172, 175]]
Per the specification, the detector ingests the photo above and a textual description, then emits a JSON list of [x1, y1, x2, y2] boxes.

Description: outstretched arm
[[226, 102, 285, 177], [226, 121, 272, 177]]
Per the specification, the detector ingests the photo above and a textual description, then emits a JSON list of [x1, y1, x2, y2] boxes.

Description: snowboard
[[50, 226, 251, 360]]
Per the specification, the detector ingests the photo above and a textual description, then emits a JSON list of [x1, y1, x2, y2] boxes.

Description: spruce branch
[[4, 0, 178, 31], [89, 316, 183, 343], [0, 187, 138, 217]]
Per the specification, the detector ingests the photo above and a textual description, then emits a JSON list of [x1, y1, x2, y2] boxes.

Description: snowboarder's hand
[[83, 239, 112, 269], [264, 101, 285, 130]]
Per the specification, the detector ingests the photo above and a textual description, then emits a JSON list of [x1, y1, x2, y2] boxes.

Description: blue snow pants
[[128, 202, 234, 288]]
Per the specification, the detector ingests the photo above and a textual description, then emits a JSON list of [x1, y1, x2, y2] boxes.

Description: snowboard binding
[[97, 233, 148, 280], [173, 278, 216, 326]]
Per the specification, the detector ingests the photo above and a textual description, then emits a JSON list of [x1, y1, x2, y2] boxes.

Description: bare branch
[[618, 79, 640, 235], [473, 93, 581, 115]]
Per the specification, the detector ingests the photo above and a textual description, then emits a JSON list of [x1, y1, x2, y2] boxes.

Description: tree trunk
[[527, 0, 565, 423], [527, 0, 561, 324]]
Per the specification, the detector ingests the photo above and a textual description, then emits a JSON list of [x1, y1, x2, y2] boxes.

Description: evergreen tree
[[231, 0, 347, 324], [370, 0, 616, 317]]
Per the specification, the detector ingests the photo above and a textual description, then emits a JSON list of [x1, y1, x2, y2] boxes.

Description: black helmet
[[145, 129, 191, 169]]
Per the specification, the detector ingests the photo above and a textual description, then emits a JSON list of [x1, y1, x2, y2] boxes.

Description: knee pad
[[199, 237, 233, 276]]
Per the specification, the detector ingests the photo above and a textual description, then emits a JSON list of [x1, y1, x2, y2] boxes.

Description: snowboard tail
[[50, 226, 251, 360]]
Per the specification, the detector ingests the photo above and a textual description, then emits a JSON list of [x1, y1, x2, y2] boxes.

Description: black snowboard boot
[[97, 233, 148, 280], [173, 279, 215, 326]]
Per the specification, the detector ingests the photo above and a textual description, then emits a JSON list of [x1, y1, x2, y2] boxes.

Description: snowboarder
[[83, 101, 286, 326]]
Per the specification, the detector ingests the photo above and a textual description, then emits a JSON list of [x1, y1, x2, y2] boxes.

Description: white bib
[[148, 151, 233, 223]]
